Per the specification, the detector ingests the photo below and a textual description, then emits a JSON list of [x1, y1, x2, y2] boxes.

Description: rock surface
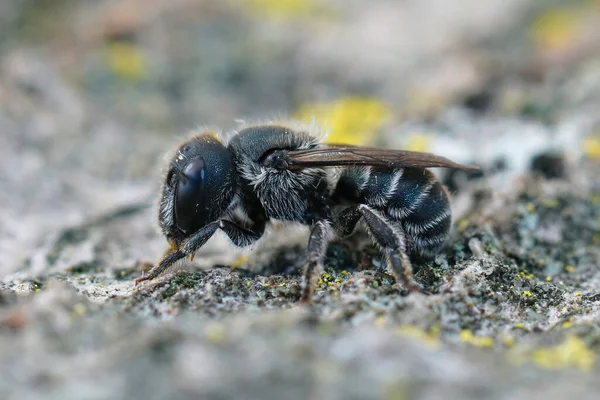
[[1, 1, 599, 399]]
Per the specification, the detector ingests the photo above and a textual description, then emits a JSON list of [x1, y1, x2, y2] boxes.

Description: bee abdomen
[[387, 169, 451, 257], [399, 182, 451, 258], [334, 167, 451, 258], [333, 166, 400, 204]]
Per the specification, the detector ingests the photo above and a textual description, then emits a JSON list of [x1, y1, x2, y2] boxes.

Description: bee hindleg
[[300, 220, 333, 304], [135, 222, 219, 284], [339, 205, 425, 294]]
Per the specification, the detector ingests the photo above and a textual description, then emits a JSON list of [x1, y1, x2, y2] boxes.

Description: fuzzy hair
[[228, 117, 330, 145], [227, 121, 328, 222]]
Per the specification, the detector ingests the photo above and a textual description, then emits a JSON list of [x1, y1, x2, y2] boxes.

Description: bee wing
[[286, 145, 479, 170]]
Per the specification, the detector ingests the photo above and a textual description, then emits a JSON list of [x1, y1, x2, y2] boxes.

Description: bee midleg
[[219, 219, 265, 247], [136, 222, 220, 284], [336, 205, 425, 293], [300, 220, 334, 304]]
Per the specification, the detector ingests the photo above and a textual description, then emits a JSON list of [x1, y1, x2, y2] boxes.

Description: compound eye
[[182, 156, 205, 184], [174, 157, 207, 233]]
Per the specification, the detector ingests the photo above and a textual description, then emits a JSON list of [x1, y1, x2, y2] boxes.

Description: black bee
[[136, 123, 478, 303]]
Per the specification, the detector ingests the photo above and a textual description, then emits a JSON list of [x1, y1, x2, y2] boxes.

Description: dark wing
[[286, 145, 479, 170]]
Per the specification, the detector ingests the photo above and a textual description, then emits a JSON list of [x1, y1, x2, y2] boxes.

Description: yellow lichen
[[520, 271, 535, 280], [457, 218, 470, 233], [204, 323, 227, 344], [583, 137, 600, 159], [460, 329, 495, 348], [72, 303, 87, 317], [395, 325, 440, 349], [405, 134, 432, 153], [502, 335, 516, 348], [530, 7, 581, 52], [106, 42, 146, 81], [532, 335, 595, 371], [523, 291, 533, 298], [239, 0, 332, 20], [295, 96, 391, 145], [233, 255, 249, 268], [566, 265, 575, 273]]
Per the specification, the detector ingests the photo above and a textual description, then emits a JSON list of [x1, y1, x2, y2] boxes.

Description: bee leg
[[219, 219, 265, 247], [336, 206, 363, 236], [135, 222, 219, 284], [135, 250, 186, 285], [385, 249, 426, 294], [355, 205, 426, 294], [300, 220, 333, 304]]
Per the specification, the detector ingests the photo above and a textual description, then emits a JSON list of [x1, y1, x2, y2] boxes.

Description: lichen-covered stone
[[1, 1, 600, 399]]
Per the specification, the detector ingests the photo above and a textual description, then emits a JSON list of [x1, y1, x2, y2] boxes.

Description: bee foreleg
[[354, 205, 426, 294], [300, 220, 334, 304], [135, 222, 219, 284]]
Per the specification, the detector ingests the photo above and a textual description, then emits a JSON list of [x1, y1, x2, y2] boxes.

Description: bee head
[[163, 133, 236, 238]]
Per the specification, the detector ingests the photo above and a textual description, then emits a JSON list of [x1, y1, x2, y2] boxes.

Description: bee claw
[[134, 276, 149, 285], [414, 287, 432, 296], [406, 283, 430, 295], [299, 297, 311, 306]]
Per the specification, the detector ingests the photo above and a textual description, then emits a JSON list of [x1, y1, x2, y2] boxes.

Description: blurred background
[[1, 1, 600, 399]]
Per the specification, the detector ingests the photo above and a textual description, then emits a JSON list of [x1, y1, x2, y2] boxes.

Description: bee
[[136, 123, 478, 303]]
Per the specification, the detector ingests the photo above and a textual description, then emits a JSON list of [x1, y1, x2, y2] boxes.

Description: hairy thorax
[[240, 160, 328, 223], [227, 125, 329, 224]]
